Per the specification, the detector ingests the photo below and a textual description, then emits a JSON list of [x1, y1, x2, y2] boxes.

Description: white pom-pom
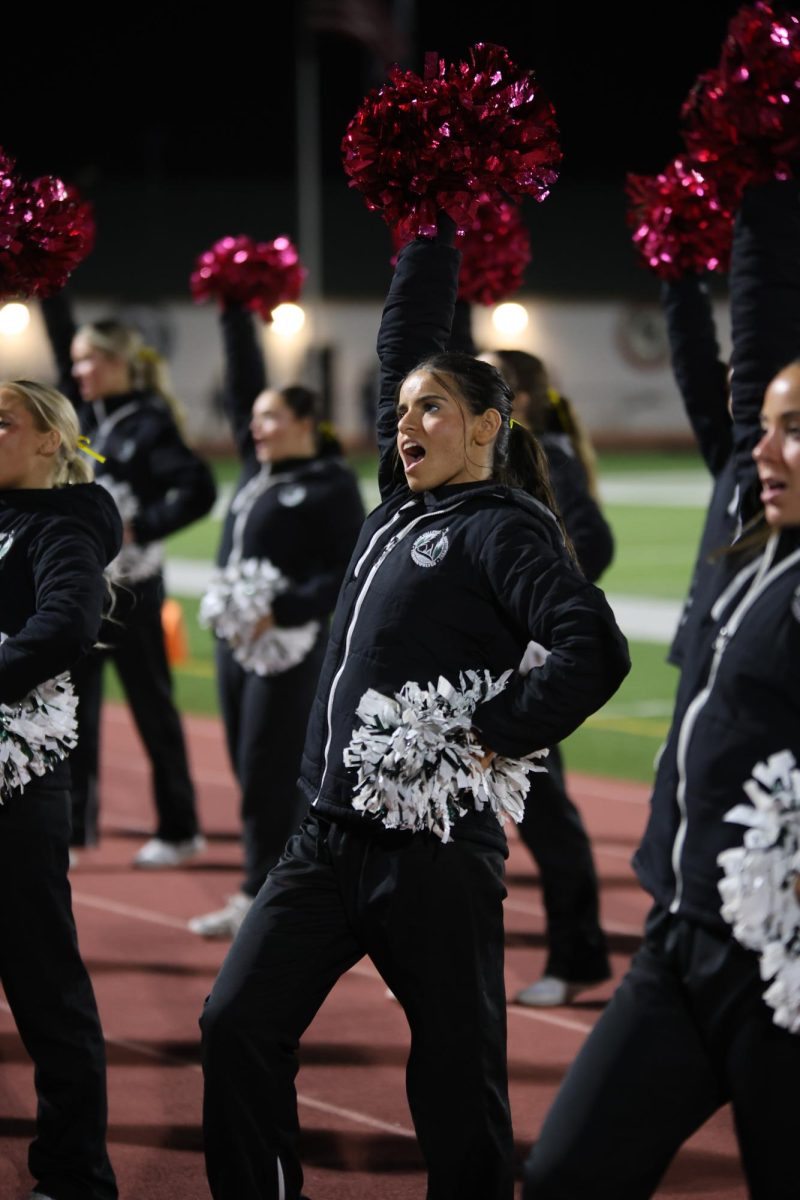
[[199, 557, 319, 676], [344, 669, 547, 843], [98, 477, 163, 583], [0, 670, 79, 797], [718, 749, 800, 1032]]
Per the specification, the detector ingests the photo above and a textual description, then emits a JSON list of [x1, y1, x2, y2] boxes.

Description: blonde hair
[[76, 320, 188, 438], [2, 380, 93, 486]]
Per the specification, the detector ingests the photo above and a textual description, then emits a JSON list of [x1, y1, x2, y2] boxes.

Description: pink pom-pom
[[456, 202, 531, 305], [626, 156, 734, 280], [342, 43, 561, 241], [190, 234, 306, 322], [0, 148, 95, 299], [681, 3, 800, 195]]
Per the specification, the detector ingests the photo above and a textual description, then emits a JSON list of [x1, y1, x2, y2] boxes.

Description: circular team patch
[[278, 485, 307, 507], [411, 528, 449, 568]]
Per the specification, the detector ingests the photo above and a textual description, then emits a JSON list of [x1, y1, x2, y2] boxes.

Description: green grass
[[109, 452, 707, 782]]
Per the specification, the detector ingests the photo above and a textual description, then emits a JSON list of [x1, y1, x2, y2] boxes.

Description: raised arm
[[40, 292, 84, 414], [218, 302, 268, 463], [375, 222, 461, 498], [660, 276, 731, 478], [729, 179, 800, 517]]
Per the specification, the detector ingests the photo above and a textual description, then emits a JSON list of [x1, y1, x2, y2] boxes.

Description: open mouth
[[400, 441, 426, 472], [760, 476, 787, 503]]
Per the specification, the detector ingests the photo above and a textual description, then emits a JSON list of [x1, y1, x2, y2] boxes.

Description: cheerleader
[[188, 301, 365, 937], [199, 216, 630, 1200], [479, 347, 614, 1006], [523, 181, 800, 1200], [0, 379, 121, 1200], [41, 295, 216, 865]]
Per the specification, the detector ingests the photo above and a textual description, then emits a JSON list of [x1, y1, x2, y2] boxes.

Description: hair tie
[[318, 421, 336, 438], [77, 435, 107, 464], [509, 417, 520, 430], [138, 346, 161, 365]]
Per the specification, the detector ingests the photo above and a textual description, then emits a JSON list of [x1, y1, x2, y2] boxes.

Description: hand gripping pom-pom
[[626, 156, 734, 280], [97, 478, 163, 584], [343, 670, 548, 843], [0, 148, 94, 300], [199, 558, 319, 676], [0, 636, 78, 797], [342, 43, 561, 241], [680, 3, 800, 198], [717, 749, 800, 1032], [190, 234, 306, 322]]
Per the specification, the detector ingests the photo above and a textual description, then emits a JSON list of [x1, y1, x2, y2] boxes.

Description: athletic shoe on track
[[132, 834, 207, 869], [515, 975, 603, 1007], [188, 892, 253, 938]]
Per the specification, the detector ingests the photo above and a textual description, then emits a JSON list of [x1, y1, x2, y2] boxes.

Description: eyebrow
[[396, 392, 450, 409]]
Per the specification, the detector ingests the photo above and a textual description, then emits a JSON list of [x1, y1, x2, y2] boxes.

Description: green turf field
[[104, 450, 709, 785]]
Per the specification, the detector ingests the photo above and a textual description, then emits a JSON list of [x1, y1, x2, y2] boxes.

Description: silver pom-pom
[[199, 557, 319, 676], [0, 671, 79, 797], [717, 749, 800, 1033], [97, 477, 163, 583], [343, 670, 548, 843]]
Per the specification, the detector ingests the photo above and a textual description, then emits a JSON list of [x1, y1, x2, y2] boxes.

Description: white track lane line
[[69, 891, 601, 1042], [0, 1001, 416, 1140]]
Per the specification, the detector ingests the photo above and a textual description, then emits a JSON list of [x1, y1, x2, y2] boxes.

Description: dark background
[[5, 2, 741, 299]]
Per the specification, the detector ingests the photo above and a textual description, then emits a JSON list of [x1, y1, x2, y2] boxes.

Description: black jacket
[[0, 483, 122, 784], [42, 294, 216, 548], [216, 305, 365, 629], [635, 180, 800, 930], [661, 274, 740, 667], [300, 238, 631, 851]]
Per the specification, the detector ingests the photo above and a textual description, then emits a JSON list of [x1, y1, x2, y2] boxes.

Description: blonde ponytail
[[77, 321, 189, 439], [2, 380, 93, 486]]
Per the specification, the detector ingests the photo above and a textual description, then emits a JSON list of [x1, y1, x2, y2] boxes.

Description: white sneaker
[[515, 975, 599, 1008], [132, 834, 207, 869], [188, 892, 253, 938]]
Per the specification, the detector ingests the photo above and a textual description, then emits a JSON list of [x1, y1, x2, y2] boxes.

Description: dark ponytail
[[279, 384, 343, 457], [412, 352, 576, 559]]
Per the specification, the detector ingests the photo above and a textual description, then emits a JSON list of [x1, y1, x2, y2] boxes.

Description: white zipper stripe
[[353, 499, 416, 578], [669, 534, 800, 912], [313, 502, 466, 803], [709, 556, 761, 622], [277, 1156, 285, 1200]]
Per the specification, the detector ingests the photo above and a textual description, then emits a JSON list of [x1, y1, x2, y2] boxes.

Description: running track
[[0, 706, 745, 1199]]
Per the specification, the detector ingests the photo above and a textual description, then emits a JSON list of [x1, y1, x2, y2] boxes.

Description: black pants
[[516, 745, 609, 982], [70, 576, 199, 846], [523, 905, 800, 1199], [215, 639, 324, 897], [201, 814, 513, 1200], [0, 783, 117, 1200]]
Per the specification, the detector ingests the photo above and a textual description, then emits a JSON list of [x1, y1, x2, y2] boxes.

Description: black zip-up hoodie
[[0, 482, 122, 784], [42, 294, 216, 548], [299, 237, 631, 852], [635, 179, 800, 931], [215, 304, 365, 629]]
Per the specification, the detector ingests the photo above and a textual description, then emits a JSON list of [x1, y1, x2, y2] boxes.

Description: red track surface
[[0, 705, 746, 1199]]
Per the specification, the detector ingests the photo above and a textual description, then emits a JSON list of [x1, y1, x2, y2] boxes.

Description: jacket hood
[[423, 480, 564, 550], [0, 482, 123, 565]]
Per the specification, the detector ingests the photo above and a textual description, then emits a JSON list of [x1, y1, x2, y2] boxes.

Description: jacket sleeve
[[271, 471, 366, 627], [471, 517, 630, 757], [40, 292, 86, 414], [660, 276, 732, 477], [546, 442, 614, 583], [130, 421, 217, 543], [0, 524, 111, 703], [219, 302, 266, 463], [375, 237, 461, 499], [730, 179, 800, 517], [447, 298, 477, 355]]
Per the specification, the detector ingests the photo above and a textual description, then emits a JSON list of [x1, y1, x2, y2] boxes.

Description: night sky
[[9, 3, 742, 186]]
